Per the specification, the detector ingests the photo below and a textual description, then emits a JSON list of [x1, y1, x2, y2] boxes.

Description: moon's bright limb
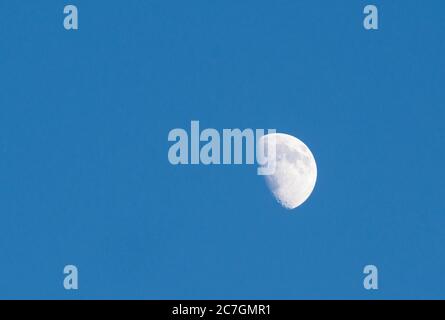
[[258, 133, 317, 210]]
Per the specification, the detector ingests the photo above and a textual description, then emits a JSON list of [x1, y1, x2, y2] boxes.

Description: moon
[[258, 133, 317, 210]]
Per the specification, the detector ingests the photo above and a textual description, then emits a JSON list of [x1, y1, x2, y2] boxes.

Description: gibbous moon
[[258, 133, 317, 210]]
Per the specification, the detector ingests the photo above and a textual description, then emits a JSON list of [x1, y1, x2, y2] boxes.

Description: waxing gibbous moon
[[258, 133, 317, 210]]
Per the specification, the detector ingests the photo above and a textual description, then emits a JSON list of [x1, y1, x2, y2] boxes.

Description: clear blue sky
[[1, 0, 444, 299]]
